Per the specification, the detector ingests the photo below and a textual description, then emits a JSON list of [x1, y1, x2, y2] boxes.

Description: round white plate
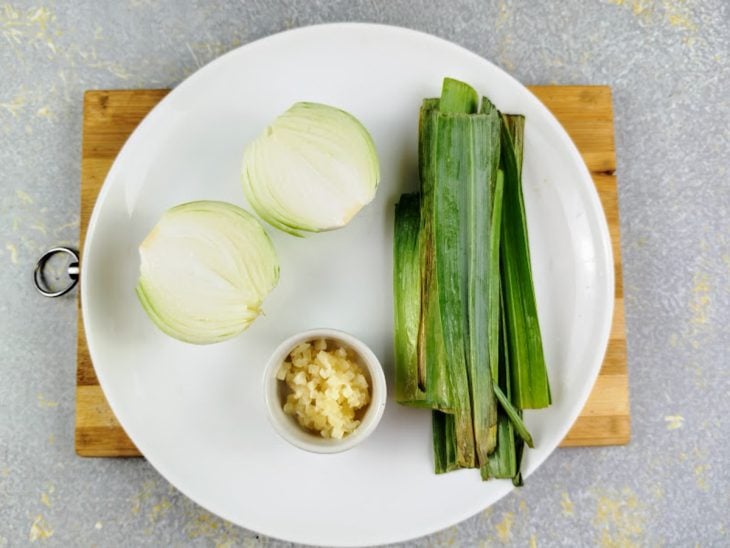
[[82, 23, 613, 547]]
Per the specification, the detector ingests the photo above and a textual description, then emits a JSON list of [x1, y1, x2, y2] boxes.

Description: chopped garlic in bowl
[[263, 329, 387, 454], [278, 338, 371, 439]]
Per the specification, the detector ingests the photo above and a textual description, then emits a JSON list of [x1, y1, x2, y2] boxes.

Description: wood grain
[[76, 90, 169, 456], [76, 86, 630, 456]]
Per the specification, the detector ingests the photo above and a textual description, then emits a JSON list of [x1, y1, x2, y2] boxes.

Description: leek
[[500, 114, 552, 409], [432, 78, 479, 467], [468, 101, 501, 464], [394, 77, 552, 484], [433, 411, 459, 474], [483, 100, 503, 385], [439, 77, 479, 114], [393, 193, 426, 404], [432, 124, 474, 464], [484, 295, 516, 479], [494, 385, 534, 448], [418, 99, 452, 411]]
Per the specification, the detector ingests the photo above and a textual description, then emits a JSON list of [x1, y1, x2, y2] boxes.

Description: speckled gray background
[[1, 1, 728, 546]]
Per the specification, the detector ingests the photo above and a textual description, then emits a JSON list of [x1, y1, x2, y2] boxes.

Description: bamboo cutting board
[[76, 87, 630, 457]]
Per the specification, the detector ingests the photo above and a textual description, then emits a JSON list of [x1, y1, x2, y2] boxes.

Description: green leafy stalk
[[483, 414, 516, 480], [393, 193, 426, 404], [466, 112, 501, 464], [433, 411, 459, 474], [500, 114, 552, 409], [484, 293, 516, 479], [416, 99, 438, 392], [433, 118, 475, 466], [493, 385, 534, 448], [397, 78, 551, 483], [432, 78, 479, 467], [418, 99, 452, 410], [439, 78, 479, 114], [433, 410, 447, 473], [513, 432, 525, 486], [482, 100, 502, 385]]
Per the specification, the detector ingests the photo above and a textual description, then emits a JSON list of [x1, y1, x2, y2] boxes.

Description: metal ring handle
[[34, 247, 80, 298]]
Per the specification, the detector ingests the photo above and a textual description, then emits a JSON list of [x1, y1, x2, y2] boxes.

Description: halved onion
[[242, 102, 380, 236], [136, 201, 279, 344]]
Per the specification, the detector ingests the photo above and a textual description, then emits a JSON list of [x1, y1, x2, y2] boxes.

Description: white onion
[[242, 102, 380, 236], [136, 201, 279, 344]]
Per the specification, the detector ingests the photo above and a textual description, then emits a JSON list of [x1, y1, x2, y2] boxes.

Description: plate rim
[[81, 22, 614, 546]]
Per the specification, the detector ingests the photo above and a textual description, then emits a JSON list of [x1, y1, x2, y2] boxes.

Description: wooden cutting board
[[76, 87, 630, 456]]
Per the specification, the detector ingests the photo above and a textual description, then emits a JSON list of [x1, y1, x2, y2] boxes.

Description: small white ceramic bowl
[[263, 328, 387, 454]]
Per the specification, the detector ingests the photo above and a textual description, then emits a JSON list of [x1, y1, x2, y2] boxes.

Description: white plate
[[82, 23, 613, 547]]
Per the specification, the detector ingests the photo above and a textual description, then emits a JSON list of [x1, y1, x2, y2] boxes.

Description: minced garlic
[[277, 338, 370, 439]]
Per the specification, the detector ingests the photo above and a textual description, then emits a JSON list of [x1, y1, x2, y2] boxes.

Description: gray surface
[[1, 0, 728, 546]]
